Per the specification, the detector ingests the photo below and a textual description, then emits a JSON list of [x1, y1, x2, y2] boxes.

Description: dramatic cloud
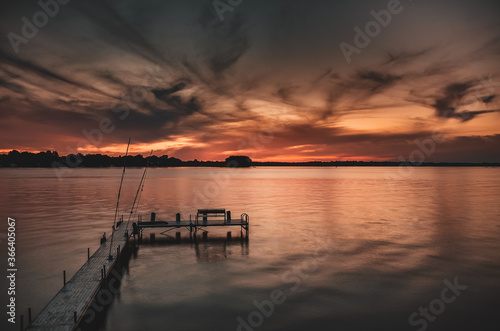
[[0, 0, 499, 161]]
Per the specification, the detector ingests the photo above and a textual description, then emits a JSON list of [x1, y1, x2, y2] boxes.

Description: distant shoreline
[[1, 162, 499, 168], [1, 150, 498, 168]]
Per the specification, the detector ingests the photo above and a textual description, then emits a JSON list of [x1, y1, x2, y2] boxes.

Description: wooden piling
[[63, 270, 66, 286], [176, 213, 181, 228], [176, 232, 181, 242], [227, 231, 232, 241]]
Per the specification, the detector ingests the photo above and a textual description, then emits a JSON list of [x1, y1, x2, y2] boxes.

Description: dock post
[[103, 265, 106, 277], [74, 311, 77, 323], [28, 307, 32, 324], [151, 212, 156, 222], [176, 232, 181, 242], [20, 315, 23, 331], [63, 270, 66, 286], [88, 248, 90, 261], [202, 232, 208, 241], [227, 211, 231, 224], [176, 213, 181, 222], [227, 232, 232, 241]]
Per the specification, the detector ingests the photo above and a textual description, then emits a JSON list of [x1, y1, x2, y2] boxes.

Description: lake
[[1, 167, 499, 330]]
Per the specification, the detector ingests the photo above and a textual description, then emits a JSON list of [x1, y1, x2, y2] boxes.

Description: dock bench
[[196, 209, 227, 225]]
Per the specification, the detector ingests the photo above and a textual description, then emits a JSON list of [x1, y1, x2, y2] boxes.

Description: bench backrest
[[198, 209, 226, 217], [196, 209, 226, 223]]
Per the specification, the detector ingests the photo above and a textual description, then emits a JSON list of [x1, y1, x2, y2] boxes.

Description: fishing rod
[[133, 152, 151, 220], [125, 150, 153, 232], [108, 138, 131, 260]]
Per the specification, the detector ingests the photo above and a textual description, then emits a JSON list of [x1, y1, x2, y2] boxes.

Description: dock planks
[[27, 223, 130, 331]]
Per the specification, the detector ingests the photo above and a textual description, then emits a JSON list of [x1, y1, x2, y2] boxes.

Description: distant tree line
[[0, 150, 255, 168], [0, 150, 498, 168]]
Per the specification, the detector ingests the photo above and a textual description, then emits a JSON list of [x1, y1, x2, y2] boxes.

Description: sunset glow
[[1, 0, 499, 162]]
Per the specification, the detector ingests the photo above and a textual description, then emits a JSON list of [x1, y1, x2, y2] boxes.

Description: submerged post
[[63, 270, 66, 286], [87, 248, 90, 261], [176, 232, 181, 242]]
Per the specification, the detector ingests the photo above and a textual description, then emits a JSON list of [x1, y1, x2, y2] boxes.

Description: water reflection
[[136, 234, 250, 263], [1, 167, 499, 331]]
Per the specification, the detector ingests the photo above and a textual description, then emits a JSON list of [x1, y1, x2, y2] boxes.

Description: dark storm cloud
[[72, 0, 169, 65], [197, 5, 251, 75], [384, 47, 435, 66], [354, 71, 402, 93], [0, 49, 100, 92], [433, 82, 474, 115], [94, 70, 129, 88], [152, 82, 187, 99], [455, 110, 498, 121], [425, 81, 499, 121], [271, 124, 436, 147], [0, 75, 26, 94], [481, 95, 496, 103], [0, 48, 113, 98], [0, 99, 99, 132]]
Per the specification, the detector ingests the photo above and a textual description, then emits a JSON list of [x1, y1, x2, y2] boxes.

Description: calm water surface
[[1, 167, 499, 330]]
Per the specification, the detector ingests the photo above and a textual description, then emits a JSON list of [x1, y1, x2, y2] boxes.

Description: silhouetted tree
[[225, 155, 252, 167]]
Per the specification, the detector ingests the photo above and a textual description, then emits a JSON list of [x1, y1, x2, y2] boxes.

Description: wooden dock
[[26, 222, 131, 331], [134, 209, 250, 239], [25, 209, 248, 330]]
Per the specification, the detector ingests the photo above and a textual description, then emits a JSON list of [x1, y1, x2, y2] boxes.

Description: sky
[[0, 0, 499, 162]]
